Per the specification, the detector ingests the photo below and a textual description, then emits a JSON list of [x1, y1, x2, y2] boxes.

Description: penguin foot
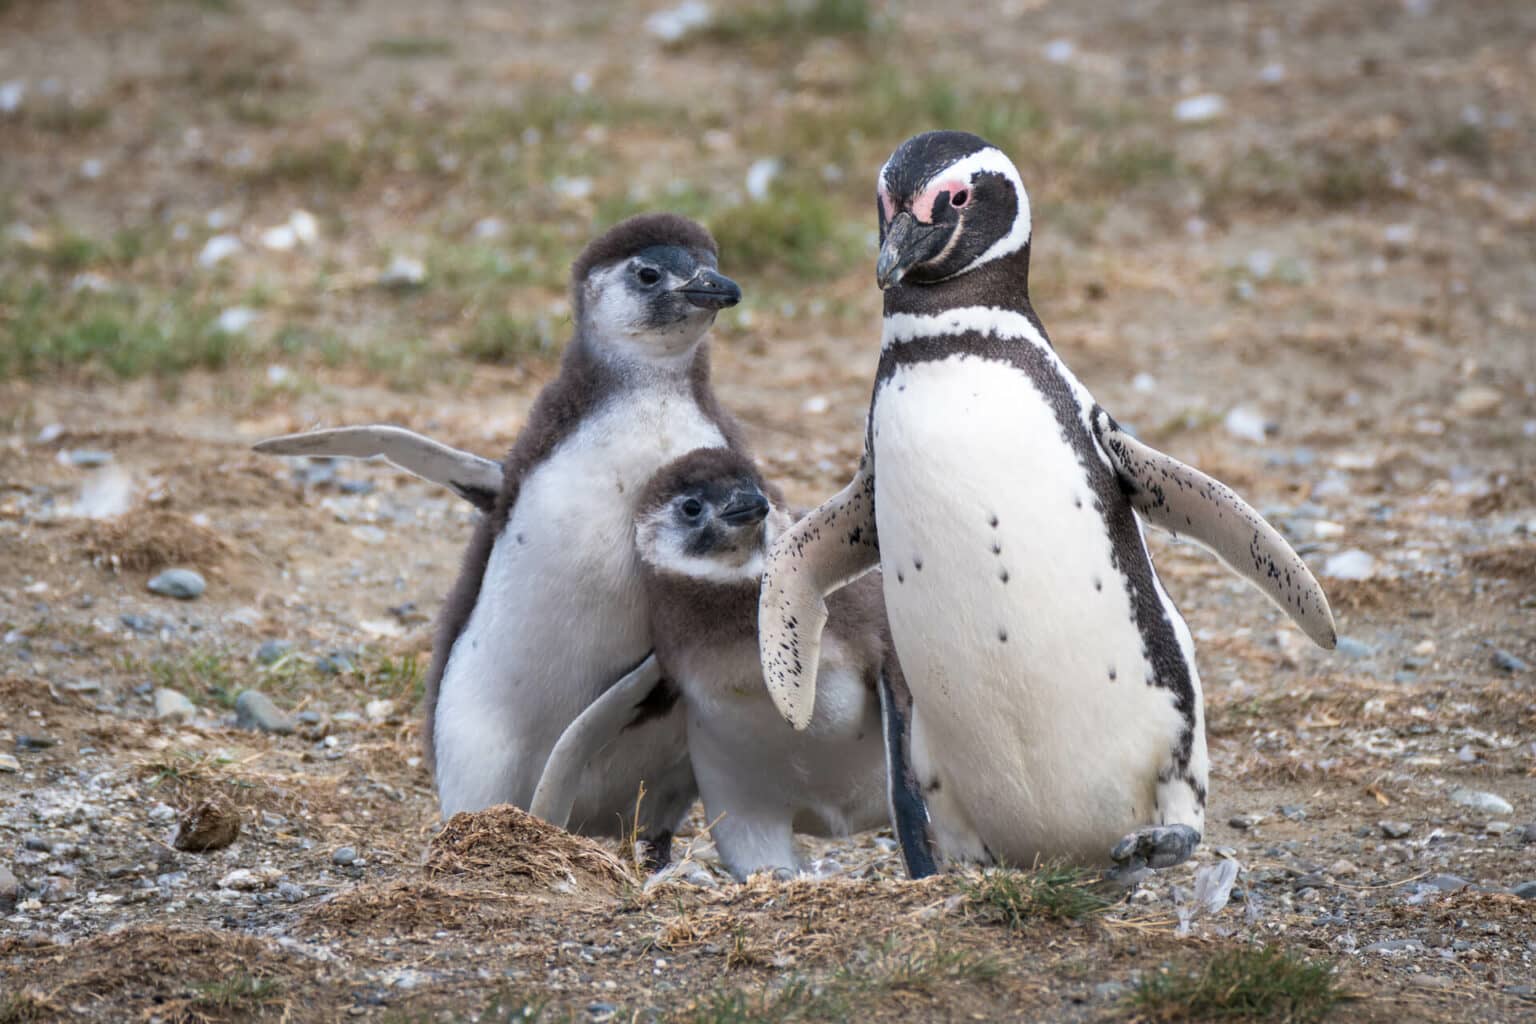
[[1109, 824, 1200, 873]]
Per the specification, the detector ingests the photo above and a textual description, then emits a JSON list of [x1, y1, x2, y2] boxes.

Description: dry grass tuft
[[0, 925, 300, 1021], [70, 508, 229, 572], [308, 879, 523, 933], [426, 804, 635, 895]]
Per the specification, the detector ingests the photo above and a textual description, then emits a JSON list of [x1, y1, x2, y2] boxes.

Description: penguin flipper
[[253, 425, 502, 512], [758, 456, 881, 731], [1091, 409, 1337, 650], [528, 653, 665, 829]]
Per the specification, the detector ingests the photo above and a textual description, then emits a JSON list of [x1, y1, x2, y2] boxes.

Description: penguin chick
[[427, 214, 748, 861], [633, 448, 896, 881]]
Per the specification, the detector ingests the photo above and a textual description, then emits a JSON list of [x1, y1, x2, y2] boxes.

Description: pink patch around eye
[[911, 178, 969, 223], [878, 186, 895, 220]]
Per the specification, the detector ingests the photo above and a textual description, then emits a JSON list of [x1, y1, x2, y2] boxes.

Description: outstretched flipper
[[528, 654, 665, 829], [1092, 409, 1337, 649], [878, 661, 939, 879], [254, 425, 502, 512], [758, 456, 881, 730]]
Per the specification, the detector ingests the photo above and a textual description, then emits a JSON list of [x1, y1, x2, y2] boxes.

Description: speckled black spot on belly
[[999, 568, 1010, 583], [913, 555, 923, 571], [998, 628, 1008, 643]]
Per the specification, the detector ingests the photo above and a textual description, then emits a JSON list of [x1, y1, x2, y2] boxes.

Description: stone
[[1450, 788, 1513, 816], [1492, 649, 1529, 673], [378, 255, 426, 289], [1229, 813, 1265, 830], [1511, 881, 1536, 900], [277, 882, 306, 903], [39, 876, 74, 902], [1452, 386, 1502, 417], [0, 753, 19, 773], [153, 688, 196, 723], [147, 568, 205, 600], [173, 799, 240, 853], [149, 802, 178, 823], [1328, 859, 1357, 877], [1174, 93, 1226, 123], [254, 639, 293, 665], [218, 867, 280, 891], [1324, 550, 1376, 580], [235, 690, 295, 735], [331, 846, 358, 866], [1380, 820, 1413, 839], [364, 699, 396, 724], [1363, 938, 1424, 954], [1423, 874, 1468, 893], [0, 865, 18, 910], [1335, 636, 1373, 658]]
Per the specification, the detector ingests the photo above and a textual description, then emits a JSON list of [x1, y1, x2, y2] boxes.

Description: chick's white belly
[[871, 358, 1188, 863], [434, 399, 721, 830], [680, 640, 887, 839]]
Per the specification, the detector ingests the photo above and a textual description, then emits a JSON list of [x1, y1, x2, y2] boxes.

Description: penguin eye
[[681, 498, 704, 519], [950, 188, 970, 209], [636, 266, 661, 286]]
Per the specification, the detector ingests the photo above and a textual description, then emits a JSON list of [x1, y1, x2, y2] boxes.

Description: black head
[[572, 213, 742, 362], [874, 131, 1032, 289], [635, 448, 775, 581]]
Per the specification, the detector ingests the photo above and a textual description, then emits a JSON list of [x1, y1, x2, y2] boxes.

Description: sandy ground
[[1, 0, 1534, 1020]]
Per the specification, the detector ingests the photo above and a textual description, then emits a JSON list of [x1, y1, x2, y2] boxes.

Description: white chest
[[433, 392, 726, 815], [870, 354, 1191, 859]]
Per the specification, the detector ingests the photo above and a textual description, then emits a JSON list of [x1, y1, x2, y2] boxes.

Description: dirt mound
[[0, 925, 304, 1021], [424, 804, 635, 896], [70, 508, 230, 572]]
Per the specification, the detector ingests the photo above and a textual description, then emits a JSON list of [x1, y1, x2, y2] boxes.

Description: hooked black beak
[[718, 489, 770, 526], [876, 212, 946, 289], [674, 268, 742, 310]]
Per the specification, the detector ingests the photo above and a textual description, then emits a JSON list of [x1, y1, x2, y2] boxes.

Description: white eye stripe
[[917, 147, 1031, 277]]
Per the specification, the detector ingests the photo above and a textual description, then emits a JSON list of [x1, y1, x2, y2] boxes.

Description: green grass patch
[[370, 36, 455, 58], [963, 864, 1112, 927], [459, 311, 554, 365], [687, 939, 1000, 1023], [190, 974, 284, 1012], [695, 0, 874, 46], [1132, 946, 1342, 1023], [0, 280, 240, 380], [20, 99, 110, 136]]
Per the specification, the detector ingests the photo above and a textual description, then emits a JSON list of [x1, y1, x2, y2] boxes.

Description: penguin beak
[[718, 489, 770, 526], [876, 212, 945, 289], [674, 268, 742, 310]]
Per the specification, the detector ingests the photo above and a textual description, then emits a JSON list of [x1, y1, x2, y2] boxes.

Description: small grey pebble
[[120, 614, 155, 634], [1229, 813, 1265, 830], [1424, 874, 1468, 893], [1493, 649, 1529, 673], [23, 835, 50, 852], [1335, 636, 1373, 658], [147, 569, 206, 601], [316, 651, 355, 675], [297, 710, 323, 726], [66, 449, 113, 467], [1380, 820, 1413, 839], [1520, 824, 1536, 844], [332, 846, 358, 866], [337, 479, 375, 495], [16, 735, 56, 750], [587, 1003, 618, 1021], [277, 882, 306, 903], [0, 865, 19, 910], [1364, 938, 1425, 954], [1511, 881, 1536, 900], [254, 639, 293, 665], [234, 690, 295, 734], [1279, 804, 1307, 821], [148, 802, 177, 823]]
